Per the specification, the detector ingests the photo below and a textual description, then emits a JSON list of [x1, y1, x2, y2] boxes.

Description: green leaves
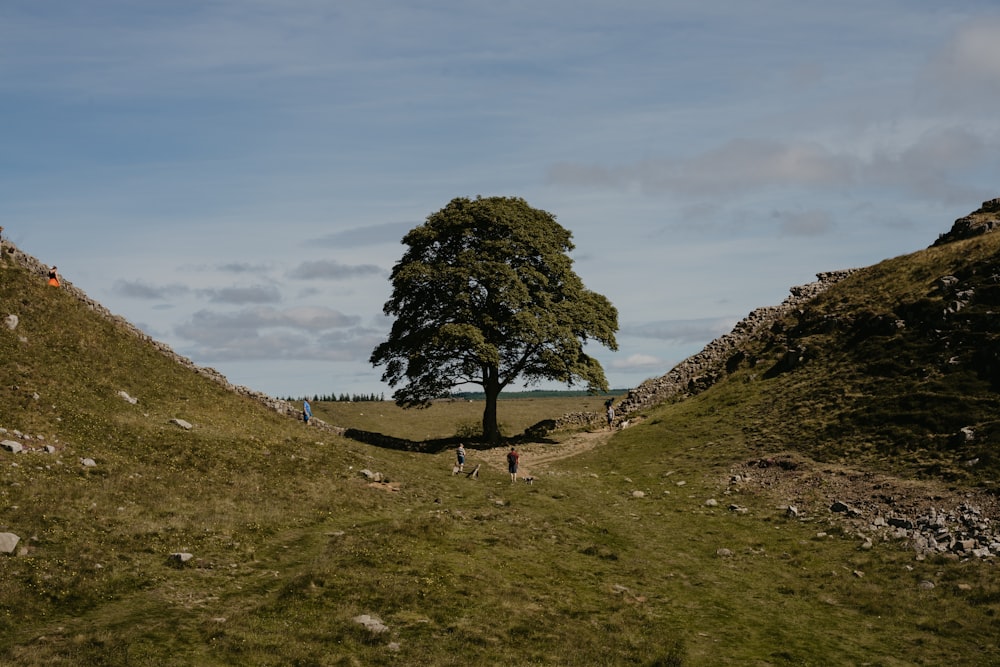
[[371, 196, 618, 440]]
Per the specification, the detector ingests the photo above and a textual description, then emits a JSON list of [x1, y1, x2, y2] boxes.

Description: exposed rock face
[[932, 198, 1000, 246]]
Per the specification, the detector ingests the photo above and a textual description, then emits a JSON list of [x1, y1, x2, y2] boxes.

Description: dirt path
[[474, 428, 616, 479]]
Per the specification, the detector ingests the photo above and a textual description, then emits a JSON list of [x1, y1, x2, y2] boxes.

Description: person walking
[[507, 447, 520, 483], [302, 399, 312, 425], [47, 266, 60, 287], [605, 399, 615, 430], [455, 443, 466, 473]]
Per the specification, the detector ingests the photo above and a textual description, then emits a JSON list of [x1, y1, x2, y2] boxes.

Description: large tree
[[370, 196, 618, 443]]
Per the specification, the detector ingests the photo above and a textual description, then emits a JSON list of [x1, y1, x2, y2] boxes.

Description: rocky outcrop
[[730, 455, 1000, 560], [932, 198, 1000, 246]]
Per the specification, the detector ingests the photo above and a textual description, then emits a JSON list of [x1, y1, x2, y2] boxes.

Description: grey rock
[[169, 418, 193, 430], [0, 533, 20, 554], [1, 440, 23, 454], [953, 539, 977, 552], [353, 614, 389, 634]]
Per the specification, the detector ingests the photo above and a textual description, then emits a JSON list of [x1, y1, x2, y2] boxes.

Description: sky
[[3, 1, 1000, 399]]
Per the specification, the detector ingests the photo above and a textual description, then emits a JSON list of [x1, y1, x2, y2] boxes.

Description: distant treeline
[[287, 389, 626, 403], [289, 393, 386, 402]]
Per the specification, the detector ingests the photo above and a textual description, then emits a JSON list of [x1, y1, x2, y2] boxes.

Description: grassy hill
[[2, 203, 1000, 665], [736, 221, 1000, 487]]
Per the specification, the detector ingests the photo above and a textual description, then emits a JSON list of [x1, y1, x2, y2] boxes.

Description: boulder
[[0, 533, 20, 554], [353, 614, 389, 634], [1, 440, 23, 454]]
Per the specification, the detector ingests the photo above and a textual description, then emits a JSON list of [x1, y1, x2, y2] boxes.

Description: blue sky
[[4, 1, 999, 398]]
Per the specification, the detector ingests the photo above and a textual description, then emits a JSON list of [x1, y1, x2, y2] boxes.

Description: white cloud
[[287, 259, 384, 280], [176, 306, 358, 339], [921, 17, 1000, 104], [309, 222, 415, 248], [548, 138, 855, 196], [112, 280, 190, 300], [621, 318, 737, 344], [610, 354, 665, 370], [548, 125, 999, 205], [772, 209, 835, 237], [7, 2, 1000, 398], [200, 285, 282, 304]]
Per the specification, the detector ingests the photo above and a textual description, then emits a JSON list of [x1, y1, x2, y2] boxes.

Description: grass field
[[311, 394, 615, 441], [3, 243, 1000, 665]]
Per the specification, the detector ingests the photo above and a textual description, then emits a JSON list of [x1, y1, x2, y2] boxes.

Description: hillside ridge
[[610, 197, 1000, 426], [6, 197, 998, 440], [4, 204, 1000, 664], [0, 237, 338, 430]]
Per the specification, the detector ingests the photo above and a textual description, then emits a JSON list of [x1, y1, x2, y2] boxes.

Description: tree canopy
[[370, 196, 618, 443]]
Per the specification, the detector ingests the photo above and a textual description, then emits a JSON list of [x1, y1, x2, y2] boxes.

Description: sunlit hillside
[[2, 201, 999, 665]]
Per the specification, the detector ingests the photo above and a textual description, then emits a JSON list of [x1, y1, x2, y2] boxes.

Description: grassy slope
[[735, 231, 1000, 487], [1, 244, 999, 665]]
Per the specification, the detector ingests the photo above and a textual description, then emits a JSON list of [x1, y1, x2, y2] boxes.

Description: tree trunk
[[482, 366, 502, 444]]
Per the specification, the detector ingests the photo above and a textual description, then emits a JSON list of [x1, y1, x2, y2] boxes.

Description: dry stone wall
[[609, 269, 859, 423]]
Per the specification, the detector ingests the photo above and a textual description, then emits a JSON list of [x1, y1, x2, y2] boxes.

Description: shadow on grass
[[342, 425, 558, 454]]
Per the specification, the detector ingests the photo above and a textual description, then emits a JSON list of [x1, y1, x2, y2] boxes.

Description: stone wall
[[609, 269, 859, 423]]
